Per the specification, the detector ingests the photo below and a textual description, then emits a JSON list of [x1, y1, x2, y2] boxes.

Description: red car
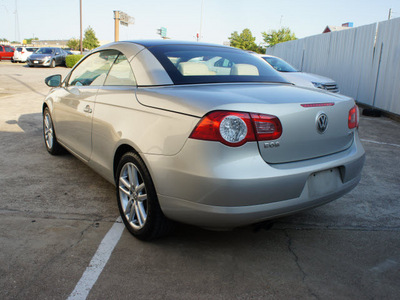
[[0, 45, 15, 61]]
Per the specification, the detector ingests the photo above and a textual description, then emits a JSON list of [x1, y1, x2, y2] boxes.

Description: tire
[[50, 59, 55, 68], [116, 152, 173, 240], [43, 107, 64, 155]]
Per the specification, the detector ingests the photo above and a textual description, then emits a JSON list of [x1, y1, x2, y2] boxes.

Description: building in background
[[323, 22, 354, 33]]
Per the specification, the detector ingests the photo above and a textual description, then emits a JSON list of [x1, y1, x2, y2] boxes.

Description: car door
[[53, 50, 119, 161], [89, 53, 137, 180]]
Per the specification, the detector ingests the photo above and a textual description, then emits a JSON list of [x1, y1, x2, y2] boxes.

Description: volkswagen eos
[[43, 40, 365, 240]]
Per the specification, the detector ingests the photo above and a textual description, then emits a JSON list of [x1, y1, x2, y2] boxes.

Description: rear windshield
[[148, 45, 288, 85], [17, 47, 22, 51], [36, 48, 54, 54]]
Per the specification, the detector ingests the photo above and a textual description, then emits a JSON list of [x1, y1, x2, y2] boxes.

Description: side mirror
[[45, 74, 62, 87]]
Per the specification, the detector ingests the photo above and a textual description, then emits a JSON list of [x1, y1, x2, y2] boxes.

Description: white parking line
[[360, 139, 400, 148], [67, 217, 125, 300]]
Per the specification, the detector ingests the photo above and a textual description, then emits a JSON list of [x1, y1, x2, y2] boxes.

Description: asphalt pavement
[[0, 62, 399, 300]]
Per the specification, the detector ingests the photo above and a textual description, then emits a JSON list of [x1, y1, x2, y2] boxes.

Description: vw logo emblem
[[316, 113, 328, 134]]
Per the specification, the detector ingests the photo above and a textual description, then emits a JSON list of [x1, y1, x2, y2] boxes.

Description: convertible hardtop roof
[[124, 39, 234, 49]]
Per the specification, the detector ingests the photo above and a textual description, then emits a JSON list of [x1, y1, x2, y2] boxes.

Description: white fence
[[265, 18, 400, 116]]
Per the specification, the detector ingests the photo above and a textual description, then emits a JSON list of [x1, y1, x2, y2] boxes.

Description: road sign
[[119, 11, 135, 27], [156, 27, 167, 38]]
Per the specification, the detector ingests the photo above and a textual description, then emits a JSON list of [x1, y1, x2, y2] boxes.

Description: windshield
[[262, 56, 298, 72], [35, 48, 54, 55], [149, 45, 288, 85]]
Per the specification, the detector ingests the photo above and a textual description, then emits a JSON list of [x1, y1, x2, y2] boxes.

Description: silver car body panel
[[148, 135, 364, 228], [136, 83, 354, 163], [43, 40, 365, 230]]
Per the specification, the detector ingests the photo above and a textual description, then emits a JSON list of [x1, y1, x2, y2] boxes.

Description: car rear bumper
[[144, 132, 365, 229]]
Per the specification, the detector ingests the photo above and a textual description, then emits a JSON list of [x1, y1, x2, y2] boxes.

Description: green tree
[[67, 38, 80, 50], [262, 27, 296, 47], [0, 38, 9, 42], [228, 29, 264, 53], [83, 26, 100, 50]]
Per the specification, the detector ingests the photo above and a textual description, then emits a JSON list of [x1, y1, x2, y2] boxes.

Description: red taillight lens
[[189, 111, 282, 147], [348, 105, 359, 129], [189, 111, 255, 146], [250, 113, 282, 140]]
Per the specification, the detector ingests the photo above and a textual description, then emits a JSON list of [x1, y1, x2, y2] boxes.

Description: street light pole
[[80, 0, 83, 54], [114, 11, 120, 42]]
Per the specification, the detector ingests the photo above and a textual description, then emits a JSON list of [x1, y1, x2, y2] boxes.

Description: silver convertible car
[[43, 40, 365, 240]]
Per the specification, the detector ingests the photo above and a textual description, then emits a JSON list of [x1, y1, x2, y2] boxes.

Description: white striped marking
[[67, 217, 125, 300], [361, 139, 400, 148]]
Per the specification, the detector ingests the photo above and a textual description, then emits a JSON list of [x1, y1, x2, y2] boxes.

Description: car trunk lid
[[254, 100, 355, 163], [136, 83, 356, 163]]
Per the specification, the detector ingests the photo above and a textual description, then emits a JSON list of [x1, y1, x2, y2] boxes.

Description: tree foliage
[[0, 38, 9, 42], [229, 29, 264, 53], [262, 27, 296, 47], [67, 38, 80, 51], [83, 26, 100, 50]]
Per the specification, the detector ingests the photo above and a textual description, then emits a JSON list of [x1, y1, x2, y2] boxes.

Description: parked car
[[256, 54, 340, 93], [27, 47, 67, 67], [12, 46, 39, 63], [0, 45, 15, 61], [43, 40, 365, 240]]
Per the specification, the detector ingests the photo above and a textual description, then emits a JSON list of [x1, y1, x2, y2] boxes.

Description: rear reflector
[[348, 105, 359, 129], [301, 103, 335, 107]]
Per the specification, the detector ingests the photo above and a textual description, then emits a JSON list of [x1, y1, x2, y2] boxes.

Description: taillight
[[348, 105, 359, 129], [250, 113, 282, 140], [189, 111, 282, 147]]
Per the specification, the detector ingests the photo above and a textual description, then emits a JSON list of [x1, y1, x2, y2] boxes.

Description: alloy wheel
[[44, 113, 54, 150], [118, 162, 148, 230]]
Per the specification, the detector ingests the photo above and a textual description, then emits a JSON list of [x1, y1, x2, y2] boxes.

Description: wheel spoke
[[128, 200, 136, 222], [124, 199, 132, 214], [135, 183, 145, 194], [138, 202, 147, 222], [135, 201, 143, 226], [128, 164, 139, 188], [137, 193, 147, 202], [119, 176, 131, 190], [44, 115, 50, 129], [119, 185, 130, 197]]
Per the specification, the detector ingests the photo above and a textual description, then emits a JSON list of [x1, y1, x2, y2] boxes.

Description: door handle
[[84, 105, 92, 113]]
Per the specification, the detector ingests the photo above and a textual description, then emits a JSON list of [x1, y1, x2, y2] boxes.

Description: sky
[[0, 0, 399, 45]]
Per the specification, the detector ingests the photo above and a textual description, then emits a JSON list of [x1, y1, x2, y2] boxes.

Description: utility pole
[[199, 0, 204, 41], [114, 11, 120, 42], [388, 8, 392, 20], [14, 0, 20, 42], [80, 0, 83, 54]]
